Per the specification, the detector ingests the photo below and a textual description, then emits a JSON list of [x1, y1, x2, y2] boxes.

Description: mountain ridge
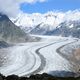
[[12, 10, 80, 38]]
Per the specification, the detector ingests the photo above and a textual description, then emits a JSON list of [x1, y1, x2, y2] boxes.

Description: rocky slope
[[12, 12, 64, 33], [0, 41, 9, 48], [0, 13, 28, 43], [46, 20, 80, 38]]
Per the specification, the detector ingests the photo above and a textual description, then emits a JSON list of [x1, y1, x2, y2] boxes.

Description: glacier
[[0, 35, 80, 76]]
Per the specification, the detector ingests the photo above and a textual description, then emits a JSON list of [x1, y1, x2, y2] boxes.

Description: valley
[[0, 35, 80, 77]]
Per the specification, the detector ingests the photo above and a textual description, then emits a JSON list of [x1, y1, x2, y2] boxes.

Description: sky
[[20, 0, 80, 13], [0, 0, 46, 17], [0, 0, 80, 18]]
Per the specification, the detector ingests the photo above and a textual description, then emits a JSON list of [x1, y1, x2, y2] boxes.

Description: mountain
[[30, 22, 55, 35], [0, 13, 27, 43], [50, 20, 80, 38], [46, 20, 80, 38], [13, 12, 64, 33], [12, 10, 80, 38], [0, 41, 9, 48]]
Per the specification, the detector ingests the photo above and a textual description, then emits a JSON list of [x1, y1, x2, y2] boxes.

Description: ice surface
[[0, 35, 79, 76]]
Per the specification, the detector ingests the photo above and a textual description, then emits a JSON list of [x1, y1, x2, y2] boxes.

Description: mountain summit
[[13, 11, 80, 38]]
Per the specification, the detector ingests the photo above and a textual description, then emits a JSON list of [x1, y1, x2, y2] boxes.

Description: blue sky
[[20, 0, 80, 13]]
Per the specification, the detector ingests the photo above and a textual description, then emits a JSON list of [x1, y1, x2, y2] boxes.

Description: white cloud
[[0, 0, 46, 18]]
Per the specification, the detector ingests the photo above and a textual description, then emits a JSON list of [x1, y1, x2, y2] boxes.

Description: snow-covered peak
[[12, 10, 80, 33], [14, 14, 33, 28], [13, 11, 65, 29], [64, 10, 80, 21]]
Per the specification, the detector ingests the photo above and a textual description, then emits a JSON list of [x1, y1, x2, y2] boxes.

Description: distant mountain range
[[46, 21, 80, 38], [13, 10, 80, 38], [13, 12, 64, 33]]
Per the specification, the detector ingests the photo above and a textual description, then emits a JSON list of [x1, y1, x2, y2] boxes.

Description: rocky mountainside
[[0, 73, 79, 80], [46, 20, 80, 38], [0, 13, 28, 43], [0, 41, 9, 48], [27, 20, 80, 38]]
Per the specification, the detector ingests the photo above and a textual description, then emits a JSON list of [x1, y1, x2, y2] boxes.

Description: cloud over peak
[[0, 0, 46, 18]]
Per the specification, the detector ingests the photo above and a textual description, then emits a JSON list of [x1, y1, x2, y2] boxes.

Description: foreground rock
[[0, 73, 80, 80], [0, 13, 41, 43]]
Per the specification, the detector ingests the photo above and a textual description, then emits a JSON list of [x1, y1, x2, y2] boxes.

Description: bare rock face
[[0, 13, 27, 43], [73, 48, 80, 61], [0, 41, 9, 48], [0, 73, 80, 80]]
